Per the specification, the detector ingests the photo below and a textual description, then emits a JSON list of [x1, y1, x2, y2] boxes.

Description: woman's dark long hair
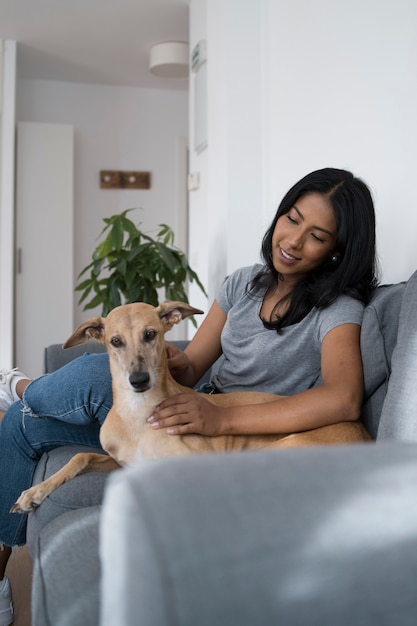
[[250, 167, 379, 330]]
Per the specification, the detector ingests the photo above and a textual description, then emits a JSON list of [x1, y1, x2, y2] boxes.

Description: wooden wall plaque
[[100, 171, 151, 189]]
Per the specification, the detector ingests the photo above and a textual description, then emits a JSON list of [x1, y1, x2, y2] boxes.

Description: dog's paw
[[10, 487, 44, 514]]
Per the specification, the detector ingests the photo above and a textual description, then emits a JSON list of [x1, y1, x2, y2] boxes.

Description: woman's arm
[[165, 300, 226, 387], [149, 323, 364, 436]]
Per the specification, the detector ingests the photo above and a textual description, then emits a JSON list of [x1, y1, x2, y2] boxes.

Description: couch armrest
[[100, 443, 417, 626]]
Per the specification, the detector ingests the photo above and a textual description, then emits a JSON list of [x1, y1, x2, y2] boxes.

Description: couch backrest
[[43, 340, 193, 374], [361, 268, 417, 441], [360, 282, 405, 438], [377, 269, 417, 441], [43, 340, 212, 387], [43, 341, 107, 374]]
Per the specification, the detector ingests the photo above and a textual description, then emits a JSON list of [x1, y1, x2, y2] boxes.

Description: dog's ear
[[157, 301, 204, 330], [63, 317, 106, 348]]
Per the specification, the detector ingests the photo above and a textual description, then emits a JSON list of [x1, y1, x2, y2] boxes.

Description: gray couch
[[27, 270, 417, 625]]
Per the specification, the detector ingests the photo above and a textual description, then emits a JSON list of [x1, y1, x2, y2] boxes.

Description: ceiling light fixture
[[149, 41, 189, 79]]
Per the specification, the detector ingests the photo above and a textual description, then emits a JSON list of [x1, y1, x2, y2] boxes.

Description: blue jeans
[[0, 353, 113, 546]]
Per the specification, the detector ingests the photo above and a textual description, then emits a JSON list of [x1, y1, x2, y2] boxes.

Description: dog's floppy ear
[[157, 301, 204, 331], [63, 317, 106, 348]]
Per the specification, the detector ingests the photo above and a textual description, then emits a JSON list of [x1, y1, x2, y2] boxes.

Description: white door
[[15, 122, 74, 378]]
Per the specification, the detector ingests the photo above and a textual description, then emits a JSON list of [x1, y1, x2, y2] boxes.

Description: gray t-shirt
[[211, 264, 364, 395]]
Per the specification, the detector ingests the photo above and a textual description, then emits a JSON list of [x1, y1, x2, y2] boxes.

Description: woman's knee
[[23, 352, 113, 419]]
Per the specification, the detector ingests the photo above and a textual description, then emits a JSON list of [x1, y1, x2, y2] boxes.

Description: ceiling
[[0, 0, 190, 90]]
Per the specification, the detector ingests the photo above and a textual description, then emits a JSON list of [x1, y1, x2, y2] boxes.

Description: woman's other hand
[[147, 393, 225, 437]]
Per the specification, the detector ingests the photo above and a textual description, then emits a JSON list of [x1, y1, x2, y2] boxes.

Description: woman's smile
[[278, 246, 301, 264]]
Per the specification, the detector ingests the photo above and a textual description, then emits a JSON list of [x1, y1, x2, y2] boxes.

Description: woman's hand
[[165, 341, 190, 380], [147, 394, 225, 436]]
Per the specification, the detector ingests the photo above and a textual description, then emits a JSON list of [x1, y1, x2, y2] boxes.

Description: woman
[[0, 167, 378, 625], [151, 168, 377, 435]]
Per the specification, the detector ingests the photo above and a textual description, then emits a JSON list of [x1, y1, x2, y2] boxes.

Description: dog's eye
[[144, 329, 157, 342], [110, 336, 123, 347]]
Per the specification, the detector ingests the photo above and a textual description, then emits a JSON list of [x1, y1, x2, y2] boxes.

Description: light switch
[[188, 171, 200, 191]]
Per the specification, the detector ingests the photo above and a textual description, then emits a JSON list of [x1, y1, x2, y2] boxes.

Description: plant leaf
[[110, 219, 124, 250], [75, 209, 207, 313]]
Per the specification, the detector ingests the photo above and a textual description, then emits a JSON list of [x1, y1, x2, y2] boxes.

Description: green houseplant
[[75, 209, 207, 321]]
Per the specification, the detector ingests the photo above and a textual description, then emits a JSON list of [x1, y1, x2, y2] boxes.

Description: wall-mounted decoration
[[100, 171, 151, 189], [192, 40, 207, 155]]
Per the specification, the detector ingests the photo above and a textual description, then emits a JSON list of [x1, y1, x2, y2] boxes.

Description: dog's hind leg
[[10, 452, 120, 513]]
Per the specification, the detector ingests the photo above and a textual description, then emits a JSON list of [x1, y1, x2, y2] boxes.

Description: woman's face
[[271, 192, 338, 283]]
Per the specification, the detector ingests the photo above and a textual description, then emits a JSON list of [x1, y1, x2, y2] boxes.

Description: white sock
[[10, 372, 28, 402], [0, 576, 9, 594], [11, 382, 22, 402]]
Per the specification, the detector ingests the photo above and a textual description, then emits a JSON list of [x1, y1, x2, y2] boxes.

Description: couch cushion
[[360, 282, 405, 438], [378, 269, 417, 440], [26, 445, 111, 555]]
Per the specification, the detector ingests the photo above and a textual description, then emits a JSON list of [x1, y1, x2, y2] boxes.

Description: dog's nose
[[129, 372, 150, 392]]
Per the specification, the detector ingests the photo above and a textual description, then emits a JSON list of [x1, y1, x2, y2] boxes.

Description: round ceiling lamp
[[149, 41, 189, 79]]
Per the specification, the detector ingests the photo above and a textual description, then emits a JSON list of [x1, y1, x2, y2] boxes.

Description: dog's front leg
[[10, 452, 120, 513]]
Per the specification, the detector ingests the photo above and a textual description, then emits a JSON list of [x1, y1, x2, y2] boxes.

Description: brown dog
[[12, 301, 371, 513]]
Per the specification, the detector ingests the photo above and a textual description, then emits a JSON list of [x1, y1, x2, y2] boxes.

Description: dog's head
[[63, 301, 203, 393]]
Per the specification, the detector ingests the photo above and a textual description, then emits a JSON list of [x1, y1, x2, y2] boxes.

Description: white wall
[[16, 78, 189, 331], [188, 0, 266, 317], [0, 40, 16, 368], [187, 0, 209, 316], [189, 0, 417, 316], [264, 0, 417, 285]]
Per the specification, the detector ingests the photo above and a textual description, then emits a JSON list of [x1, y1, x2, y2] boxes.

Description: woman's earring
[[331, 255, 339, 263]]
